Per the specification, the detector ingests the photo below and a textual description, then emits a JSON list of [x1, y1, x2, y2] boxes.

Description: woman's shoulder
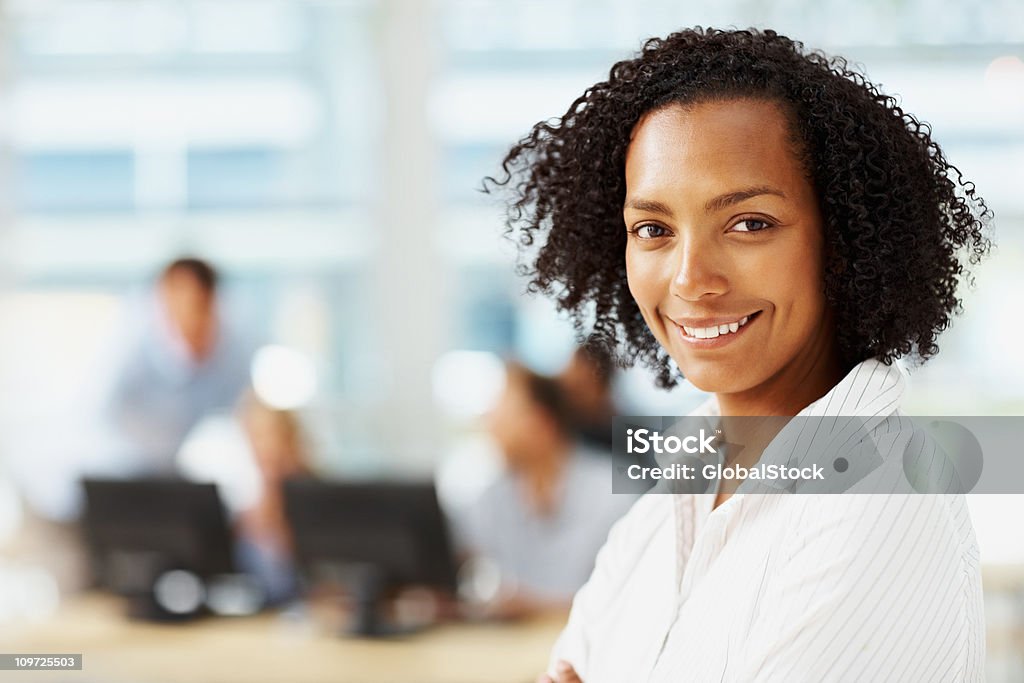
[[777, 492, 979, 574]]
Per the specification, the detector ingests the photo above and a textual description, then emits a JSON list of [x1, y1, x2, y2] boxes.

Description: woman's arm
[[544, 493, 668, 681]]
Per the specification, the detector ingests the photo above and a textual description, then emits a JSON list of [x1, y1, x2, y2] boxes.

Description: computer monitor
[[282, 478, 458, 636], [81, 478, 235, 617]]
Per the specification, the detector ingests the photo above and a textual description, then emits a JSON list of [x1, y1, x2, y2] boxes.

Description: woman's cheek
[[626, 249, 663, 305], [627, 252, 674, 348]]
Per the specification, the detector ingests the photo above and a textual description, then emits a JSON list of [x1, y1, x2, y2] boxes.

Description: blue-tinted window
[[17, 151, 135, 212], [442, 144, 506, 202], [187, 147, 287, 209], [454, 268, 517, 352]]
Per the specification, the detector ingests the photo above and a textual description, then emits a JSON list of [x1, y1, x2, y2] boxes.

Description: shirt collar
[[687, 357, 906, 421], [676, 358, 908, 551]]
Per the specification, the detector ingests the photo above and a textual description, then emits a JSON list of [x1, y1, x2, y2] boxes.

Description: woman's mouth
[[672, 310, 763, 347]]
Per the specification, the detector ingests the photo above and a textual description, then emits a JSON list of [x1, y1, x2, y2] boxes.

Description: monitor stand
[[346, 564, 422, 638]]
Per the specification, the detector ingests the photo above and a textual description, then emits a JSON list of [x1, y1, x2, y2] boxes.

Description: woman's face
[[624, 99, 836, 399]]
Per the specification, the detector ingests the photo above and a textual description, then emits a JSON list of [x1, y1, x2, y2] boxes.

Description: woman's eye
[[731, 219, 772, 233], [634, 224, 669, 239]]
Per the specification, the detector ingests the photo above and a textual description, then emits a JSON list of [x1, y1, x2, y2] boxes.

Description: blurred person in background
[[97, 257, 254, 474], [557, 347, 618, 452], [176, 391, 311, 606], [2, 258, 257, 594], [453, 361, 635, 617], [232, 393, 311, 605]]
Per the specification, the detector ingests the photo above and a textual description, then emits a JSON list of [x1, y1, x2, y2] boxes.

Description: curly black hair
[[485, 27, 992, 388]]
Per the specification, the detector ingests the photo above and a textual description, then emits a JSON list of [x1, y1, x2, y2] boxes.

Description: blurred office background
[[0, 0, 1021, 680]]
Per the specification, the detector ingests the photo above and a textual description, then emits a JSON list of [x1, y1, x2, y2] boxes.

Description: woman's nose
[[669, 239, 729, 302]]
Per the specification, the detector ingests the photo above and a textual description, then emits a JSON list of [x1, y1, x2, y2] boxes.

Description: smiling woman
[[488, 29, 990, 396], [486, 27, 992, 683]]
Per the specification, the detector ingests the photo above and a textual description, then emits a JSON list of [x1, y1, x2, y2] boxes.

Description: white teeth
[[681, 313, 754, 340]]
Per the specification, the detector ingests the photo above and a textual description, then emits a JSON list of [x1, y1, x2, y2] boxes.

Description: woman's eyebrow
[[623, 198, 674, 216], [624, 186, 787, 217], [704, 186, 787, 213]]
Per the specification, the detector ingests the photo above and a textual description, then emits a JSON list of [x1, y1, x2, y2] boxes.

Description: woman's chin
[[677, 361, 758, 396]]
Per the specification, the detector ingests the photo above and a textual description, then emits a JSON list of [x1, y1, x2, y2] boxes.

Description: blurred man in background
[[3, 258, 255, 594], [97, 257, 254, 474], [453, 361, 635, 617]]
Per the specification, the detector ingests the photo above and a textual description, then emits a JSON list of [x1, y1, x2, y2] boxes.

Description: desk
[[1, 594, 567, 683]]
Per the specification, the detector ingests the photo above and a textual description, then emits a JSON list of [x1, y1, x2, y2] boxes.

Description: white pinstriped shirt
[[548, 359, 985, 682]]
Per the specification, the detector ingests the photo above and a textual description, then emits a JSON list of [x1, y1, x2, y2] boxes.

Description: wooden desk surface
[[1, 594, 567, 683]]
